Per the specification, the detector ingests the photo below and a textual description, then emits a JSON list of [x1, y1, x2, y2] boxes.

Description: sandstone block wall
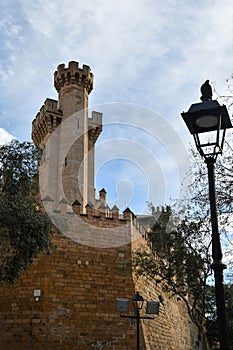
[[0, 214, 203, 349]]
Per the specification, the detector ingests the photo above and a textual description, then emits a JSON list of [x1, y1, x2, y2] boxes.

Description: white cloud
[[0, 0, 232, 211], [0, 128, 14, 144], [1, 0, 232, 106]]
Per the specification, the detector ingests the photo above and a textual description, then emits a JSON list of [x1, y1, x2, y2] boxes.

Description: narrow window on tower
[[75, 72, 79, 83], [64, 157, 67, 167], [50, 115, 54, 130], [77, 119, 79, 129], [67, 72, 71, 84]]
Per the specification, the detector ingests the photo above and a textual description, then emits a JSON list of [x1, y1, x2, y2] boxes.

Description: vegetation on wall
[[133, 76, 233, 347], [132, 207, 211, 334]]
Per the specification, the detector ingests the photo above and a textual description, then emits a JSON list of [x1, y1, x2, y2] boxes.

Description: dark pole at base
[[206, 157, 229, 350], [136, 309, 140, 350], [120, 313, 154, 349]]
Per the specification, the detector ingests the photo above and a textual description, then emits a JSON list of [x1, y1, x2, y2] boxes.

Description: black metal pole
[[205, 157, 229, 350], [120, 313, 153, 349], [136, 309, 140, 350]]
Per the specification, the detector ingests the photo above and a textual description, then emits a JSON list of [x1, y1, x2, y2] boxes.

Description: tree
[[213, 73, 233, 109], [132, 207, 212, 337], [133, 76, 233, 346], [0, 140, 52, 284]]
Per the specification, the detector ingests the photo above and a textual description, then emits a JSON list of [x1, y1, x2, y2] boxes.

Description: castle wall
[[0, 234, 136, 349], [0, 213, 202, 350]]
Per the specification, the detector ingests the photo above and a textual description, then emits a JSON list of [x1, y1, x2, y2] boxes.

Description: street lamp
[[116, 291, 160, 350], [181, 83, 232, 350]]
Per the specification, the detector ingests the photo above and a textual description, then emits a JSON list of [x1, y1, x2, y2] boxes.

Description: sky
[[0, 0, 233, 215]]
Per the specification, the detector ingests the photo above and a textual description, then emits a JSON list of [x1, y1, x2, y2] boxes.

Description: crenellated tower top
[[54, 61, 93, 94], [54, 61, 94, 119]]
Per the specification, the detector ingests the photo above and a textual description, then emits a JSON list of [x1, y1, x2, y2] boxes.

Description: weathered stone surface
[[0, 229, 202, 349]]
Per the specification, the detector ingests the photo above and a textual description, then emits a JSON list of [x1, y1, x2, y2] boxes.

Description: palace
[[0, 61, 205, 349]]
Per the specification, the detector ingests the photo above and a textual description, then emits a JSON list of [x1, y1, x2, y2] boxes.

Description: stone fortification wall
[[0, 209, 203, 350], [0, 233, 136, 349]]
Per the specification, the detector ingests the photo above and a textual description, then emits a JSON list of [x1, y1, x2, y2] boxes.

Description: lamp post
[[132, 291, 144, 350], [116, 291, 160, 350], [181, 85, 232, 350]]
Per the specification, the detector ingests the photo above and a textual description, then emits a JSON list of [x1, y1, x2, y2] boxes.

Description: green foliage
[[0, 140, 51, 284], [132, 211, 211, 329], [0, 140, 39, 196]]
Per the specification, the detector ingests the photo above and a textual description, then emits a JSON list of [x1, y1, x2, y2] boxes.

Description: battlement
[[72, 200, 131, 224], [88, 111, 103, 143], [32, 98, 61, 127], [41, 193, 140, 247], [43, 196, 133, 224], [54, 61, 94, 94], [31, 98, 62, 145], [88, 111, 102, 125], [42, 192, 150, 248]]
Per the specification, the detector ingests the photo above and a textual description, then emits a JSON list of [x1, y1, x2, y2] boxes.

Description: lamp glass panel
[[115, 298, 129, 312], [195, 115, 218, 128], [146, 301, 159, 315]]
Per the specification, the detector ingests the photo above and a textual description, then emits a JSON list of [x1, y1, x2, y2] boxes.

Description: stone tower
[[32, 61, 102, 209]]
